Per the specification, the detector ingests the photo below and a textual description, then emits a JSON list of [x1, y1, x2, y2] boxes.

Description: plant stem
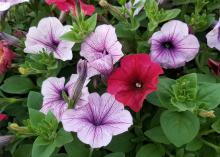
[[201, 138, 220, 152], [88, 148, 93, 157], [200, 129, 215, 136]]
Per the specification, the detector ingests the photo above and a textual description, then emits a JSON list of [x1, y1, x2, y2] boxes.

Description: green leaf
[[0, 75, 34, 94], [27, 91, 43, 110], [144, 126, 170, 144], [64, 136, 89, 157], [106, 132, 135, 153], [171, 73, 198, 111], [136, 144, 165, 157], [14, 144, 32, 157], [197, 83, 220, 109], [211, 119, 220, 134], [104, 152, 125, 157], [54, 128, 73, 147], [51, 154, 68, 157], [160, 111, 200, 147], [159, 9, 181, 23], [185, 138, 203, 151], [84, 13, 97, 33], [149, 77, 175, 109], [32, 137, 55, 157], [29, 108, 45, 128], [60, 30, 83, 43]]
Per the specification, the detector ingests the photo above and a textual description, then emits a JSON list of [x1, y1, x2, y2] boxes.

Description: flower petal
[[0, 2, 10, 11], [41, 77, 65, 98], [161, 20, 189, 40], [41, 99, 67, 121], [87, 55, 113, 77], [177, 34, 200, 62]]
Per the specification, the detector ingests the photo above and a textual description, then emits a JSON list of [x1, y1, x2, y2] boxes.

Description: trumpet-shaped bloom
[[107, 54, 163, 112], [149, 20, 200, 69], [0, 0, 29, 12], [0, 113, 8, 121], [206, 19, 220, 51], [41, 72, 90, 121], [61, 93, 133, 148], [80, 24, 123, 77], [46, 0, 95, 16], [24, 17, 74, 61], [0, 41, 15, 74]]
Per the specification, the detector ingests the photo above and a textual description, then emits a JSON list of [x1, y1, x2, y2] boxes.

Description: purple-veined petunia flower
[[149, 20, 200, 69], [80, 24, 123, 77], [0, 0, 29, 12], [61, 92, 133, 148], [41, 60, 90, 121], [206, 19, 220, 51], [24, 17, 74, 61]]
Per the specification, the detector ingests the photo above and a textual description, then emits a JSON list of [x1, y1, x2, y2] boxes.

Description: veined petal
[[41, 77, 65, 98]]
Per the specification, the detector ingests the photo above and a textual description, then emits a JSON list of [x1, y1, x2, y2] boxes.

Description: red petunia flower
[[46, 0, 95, 16], [0, 114, 8, 121], [0, 41, 15, 74], [208, 58, 220, 76], [107, 54, 163, 112]]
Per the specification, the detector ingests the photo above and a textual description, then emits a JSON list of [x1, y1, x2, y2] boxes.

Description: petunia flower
[[0, 113, 8, 121], [206, 19, 220, 51], [0, 41, 15, 74], [45, 0, 95, 16], [80, 24, 123, 77], [41, 60, 90, 120], [149, 20, 200, 69], [24, 17, 74, 61], [107, 54, 163, 112], [208, 58, 220, 76], [61, 92, 133, 148], [0, 0, 29, 12], [0, 135, 14, 148]]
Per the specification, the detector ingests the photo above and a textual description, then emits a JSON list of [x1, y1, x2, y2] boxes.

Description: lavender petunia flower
[[41, 61, 90, 121], [149, 20, 200, 69], [0, 0, 29, 12], [24, 17, 74, 61], [61, 92, 133, 148], [206, 19, 220, 51], [80, 24, 123, 77]]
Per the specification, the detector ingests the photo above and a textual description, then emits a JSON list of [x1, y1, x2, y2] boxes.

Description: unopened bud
[[199, 110, 216, 118]]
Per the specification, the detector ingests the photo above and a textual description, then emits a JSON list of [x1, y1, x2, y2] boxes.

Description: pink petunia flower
[[0, 113, 8, 121], [24, 17, 74, 61], [149, 20, 200, 69], [41, 60, 90, 121], [0, 41, 15, 74], [107, 54, 163, 112], [61, 92, 133, 148], [45, 0, 95, 16], [206, 19, 220, 51], [80, 24, 123, 77], [0, 0, 29, 12]]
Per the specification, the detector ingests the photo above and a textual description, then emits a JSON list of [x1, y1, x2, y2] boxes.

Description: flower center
[[135, 82, 142, 88], [162, 41, 175, 50]]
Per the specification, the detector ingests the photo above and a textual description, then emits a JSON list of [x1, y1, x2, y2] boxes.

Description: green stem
[[88, 148, 93, 157], [201, 138, 220, 152], [166, 150, 175, 157], [200, 129, 215, 136]]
